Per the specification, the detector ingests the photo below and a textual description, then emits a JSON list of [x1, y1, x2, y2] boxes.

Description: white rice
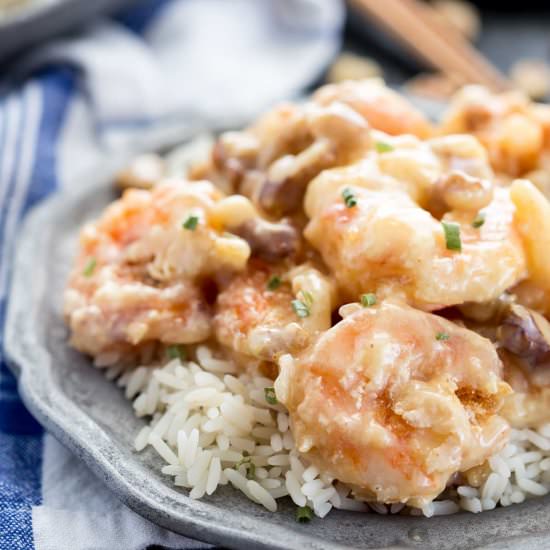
[[114, 350, 550, 519]]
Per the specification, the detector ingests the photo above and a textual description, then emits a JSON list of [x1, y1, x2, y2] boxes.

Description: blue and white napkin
[[0, 1, 344, 548]]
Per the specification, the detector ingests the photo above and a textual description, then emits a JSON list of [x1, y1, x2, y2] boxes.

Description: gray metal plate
[[5, 164, 550, 550]]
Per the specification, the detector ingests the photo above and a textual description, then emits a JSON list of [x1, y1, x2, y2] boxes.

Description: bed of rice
[[99, 346, 550, 519]]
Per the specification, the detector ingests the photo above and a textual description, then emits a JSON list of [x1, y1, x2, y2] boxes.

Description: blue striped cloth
[[0, 1, 343, 549], [0, 68, 75, 550]]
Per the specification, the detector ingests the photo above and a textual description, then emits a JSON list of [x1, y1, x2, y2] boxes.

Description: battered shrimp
[[214, 261, 336, 362], [304, 173, 526, 309], [439, 85, 546, 177], [303, 131, 493, 213], [64, 180, 251, 359], [191, 79, 432, 216], [313, 78, 433, 138], [509, 179, 550, 316], [275, 301, 511, 507]]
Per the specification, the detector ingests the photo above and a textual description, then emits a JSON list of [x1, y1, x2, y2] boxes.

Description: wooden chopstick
[[348, 0, 511, 92]]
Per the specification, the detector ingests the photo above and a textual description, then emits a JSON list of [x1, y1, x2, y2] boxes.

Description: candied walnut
[[115, 154, 165, 191], [258, 101, 370, 216], [510, 59, 550, 101], [432, 0, 481, 40], [327, 53, 382, 84], [233, 219, 300, 262], [497, 304, 550, 367], [435, 170, 493, 212]]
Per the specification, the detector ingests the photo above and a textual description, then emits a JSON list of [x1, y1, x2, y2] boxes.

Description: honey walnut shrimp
[[65, 78, 550, 510]]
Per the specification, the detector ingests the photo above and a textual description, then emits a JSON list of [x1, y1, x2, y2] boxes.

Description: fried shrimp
[[313, 78, 433, 139], [304, 167, 526, 308], [214, 261, 337, 362], [304, 130, 526, 310], [191, 79, 432, 216], [440, 85, 547, 177], [275, 301, 511, 507], [509, 179, 550, 316], [64, 180, 252, 359]]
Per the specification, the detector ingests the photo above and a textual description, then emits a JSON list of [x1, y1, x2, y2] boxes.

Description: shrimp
[[214, 261, 337, 363], [304, 167, 527, 309], [313, 78, 433, 138], [191, 79, 432, 216], [439, 85, 545, 177], [509, 179, 550, 316], [275, 301, 511, 507], [64, 180, 251, 359]]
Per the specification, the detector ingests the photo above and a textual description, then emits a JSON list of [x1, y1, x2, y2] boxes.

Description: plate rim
[[4, 173, 356, 550], [5, 164, 550, 550]]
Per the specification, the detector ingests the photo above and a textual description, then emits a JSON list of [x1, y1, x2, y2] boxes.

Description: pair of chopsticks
[[349, 0, 511, 92]]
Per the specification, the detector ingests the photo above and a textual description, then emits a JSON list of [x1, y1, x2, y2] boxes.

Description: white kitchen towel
[[33, 436, 210, 550], [0, 0, 344, 549], [23, 0, 344, 157]]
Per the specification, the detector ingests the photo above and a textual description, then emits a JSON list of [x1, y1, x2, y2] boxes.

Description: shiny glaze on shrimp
[[275, 301, 511, 507], [509, 179, 550, 316], [64, 180, 251, 359], [304, 164, 526, 309], [214, 260, 336, 362], [191, 79, 432, 216], [313, 78, 432, 138], [439, 85, 550, 177]]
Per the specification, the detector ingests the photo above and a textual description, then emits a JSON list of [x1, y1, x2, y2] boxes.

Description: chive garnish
[[375, 141, 394, 153], [292, 300, 309, 318], [234, 456, 255, 479], [166, 345, 187, 361], [267, 275, 281, 291], [264, 387, 277, 405], [341, 187, 357, 208], [436, 332, 450, 341], [83, 257, 96, 277], [361, 293, 377, 307], [183, 215, 199, 230], [245, 462, 256, 480], [472, 212, 486, 229], [292, 291, 313, 318], [296, 505, 314, 523], [442, 221, 462, 251]]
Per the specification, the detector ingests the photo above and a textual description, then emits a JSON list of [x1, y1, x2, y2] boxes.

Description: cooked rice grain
[[118, 351, 550, 518]]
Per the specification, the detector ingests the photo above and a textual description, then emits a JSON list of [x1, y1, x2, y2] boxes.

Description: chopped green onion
[[375, 141, 394, 153], [245, 462, 256, 480], [472, 212, 486, 229], [83, 257, 97, 277], [296, 505, 314, 523], [235, 456, 250, 469], [292, 299, 310, 318], [361, 293, 377, 307], [267, 275, 282, 291], [264, 387, 278, 405], [436, 332, 450, 341], [166, 345, 187, 361], [183, 215, 199, 230], [292, 290, 313, 318], [300, 291, 314, 307], [341, 187, 357, 208], [235, 456, 255, 479], [442, 221, 462, 252]]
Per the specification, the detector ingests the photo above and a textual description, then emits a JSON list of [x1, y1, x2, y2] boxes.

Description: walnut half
[[497, 304, 550, 367]]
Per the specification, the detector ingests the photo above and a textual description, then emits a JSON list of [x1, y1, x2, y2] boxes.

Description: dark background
[[345, 4, 550, 86]]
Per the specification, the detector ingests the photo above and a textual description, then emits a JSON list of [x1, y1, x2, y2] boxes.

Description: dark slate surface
[[344, 7, 550, 89]]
